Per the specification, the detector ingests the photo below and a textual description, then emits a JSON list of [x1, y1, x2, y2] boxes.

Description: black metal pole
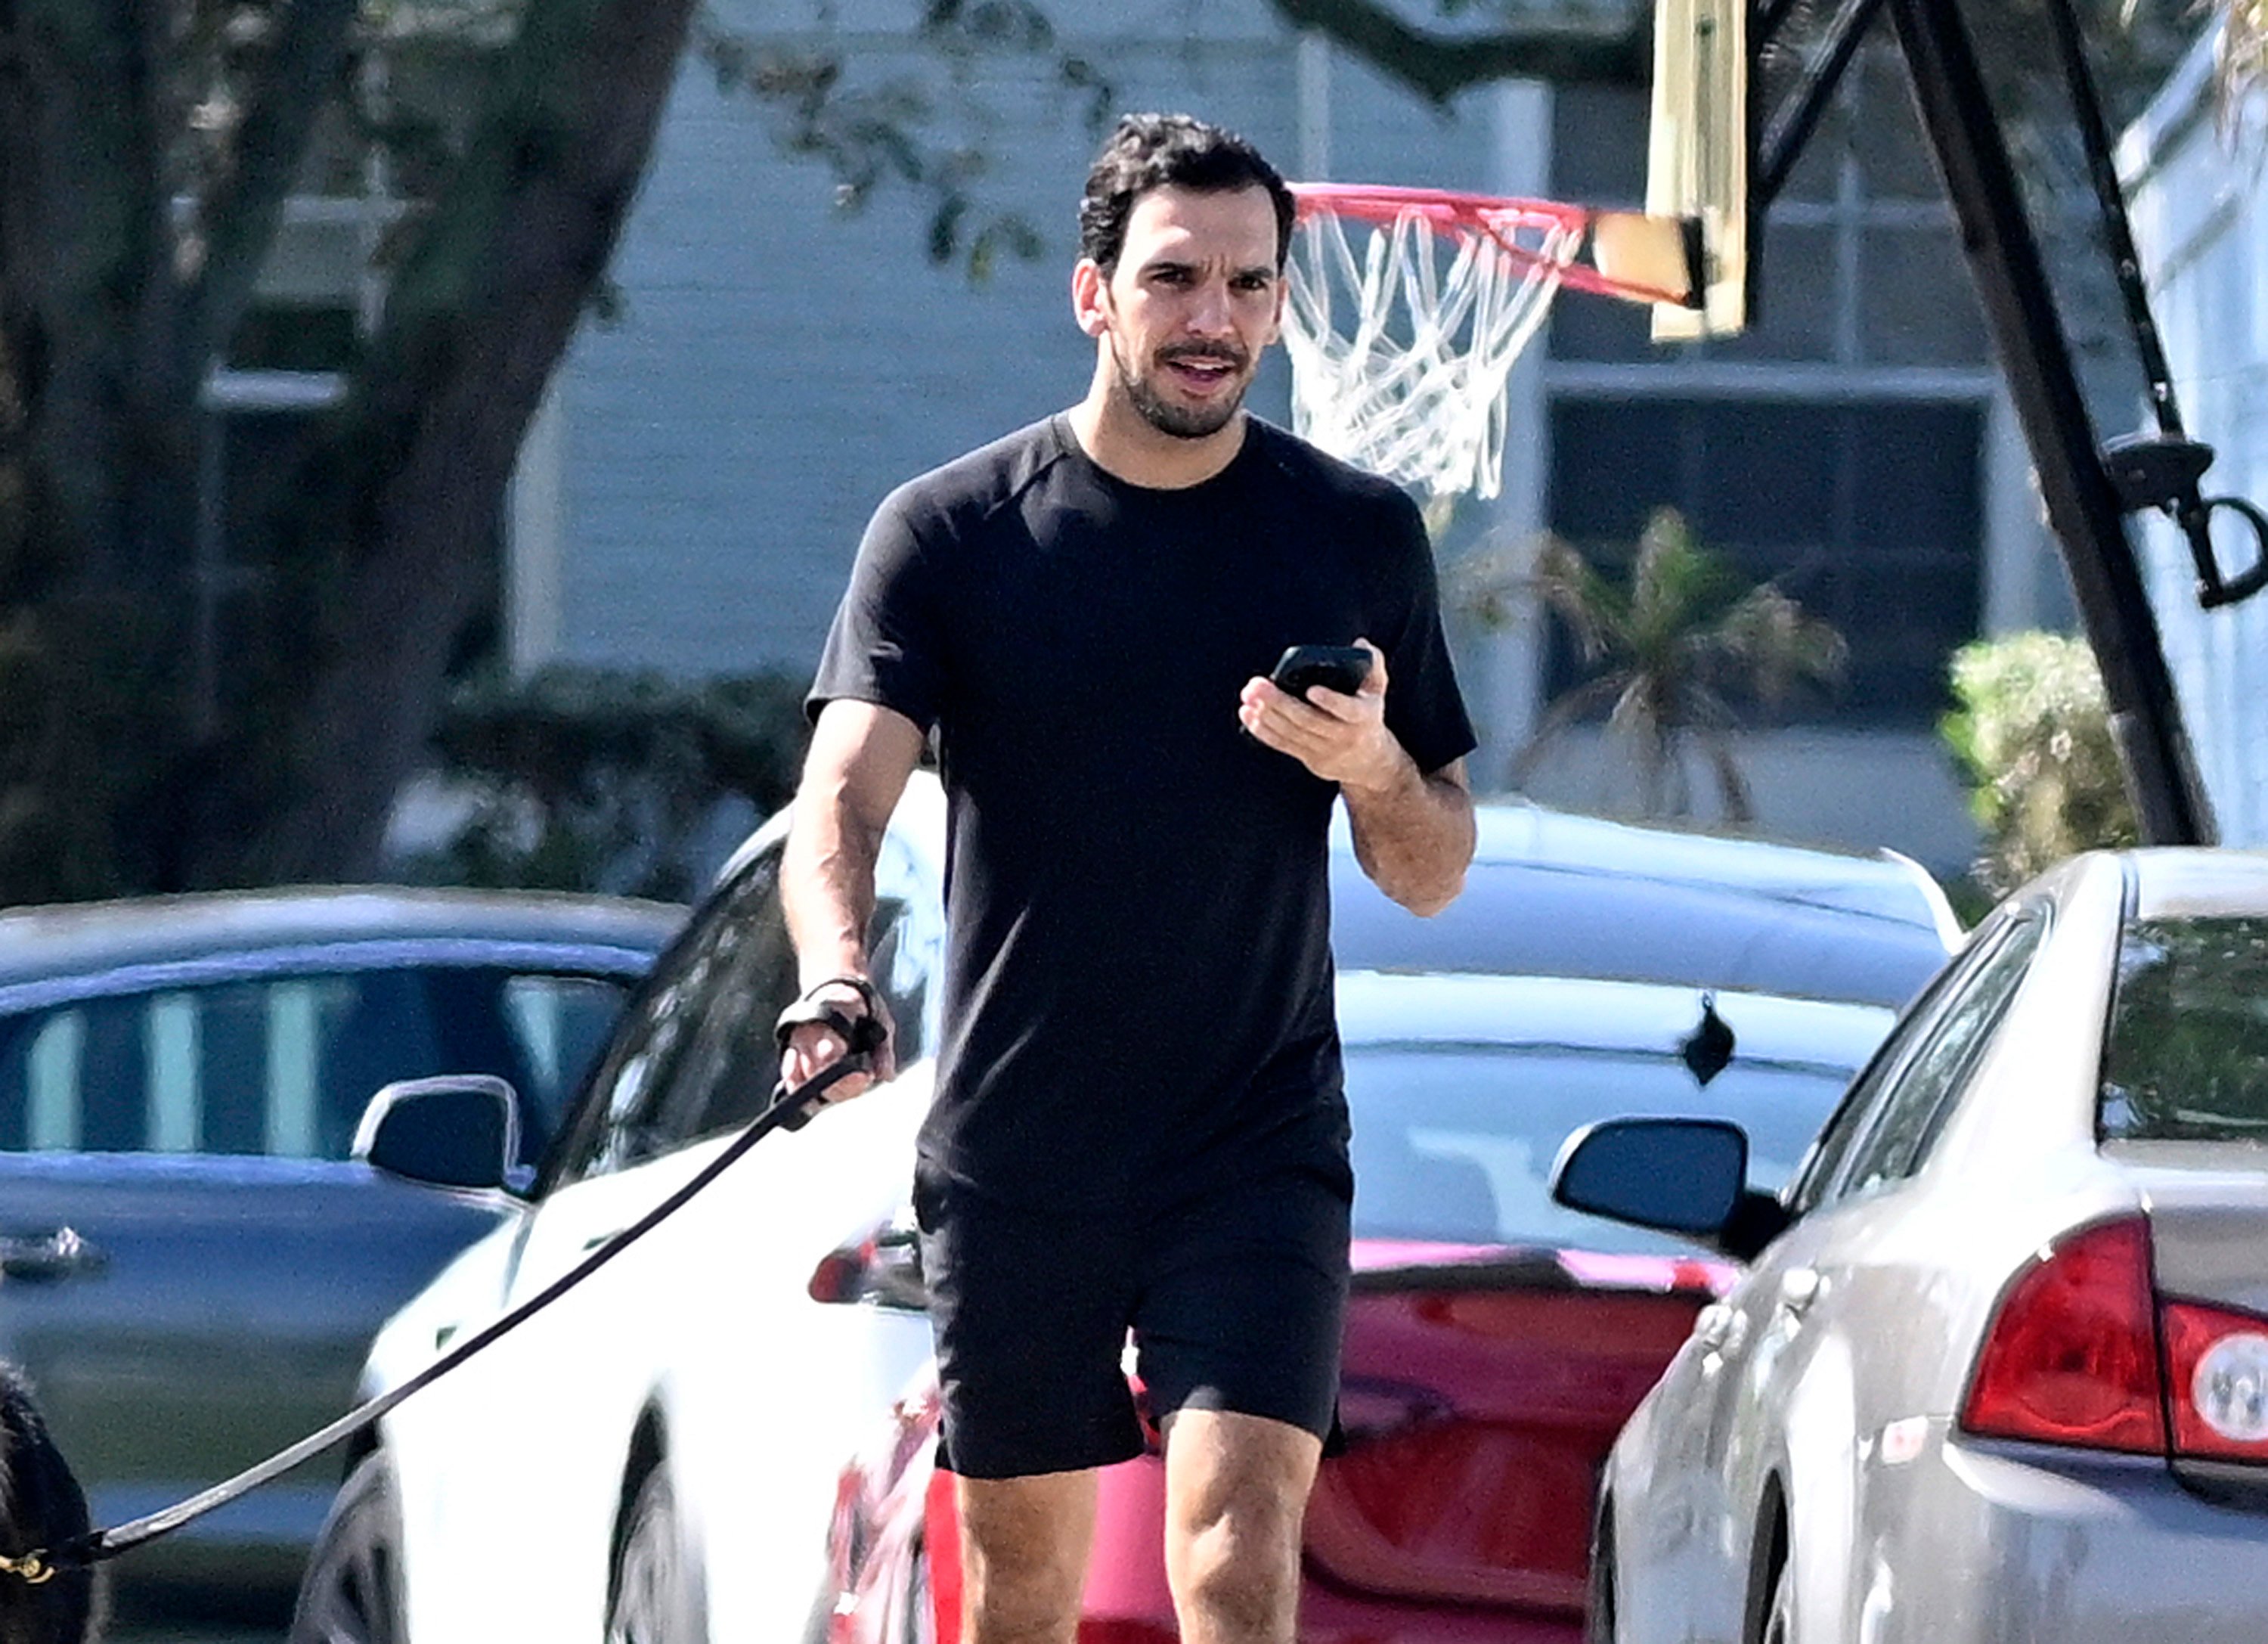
[[1884, 0, 2213, 845]]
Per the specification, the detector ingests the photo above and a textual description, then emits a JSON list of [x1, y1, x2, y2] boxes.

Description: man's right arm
[[780, 699, 928, 1100]]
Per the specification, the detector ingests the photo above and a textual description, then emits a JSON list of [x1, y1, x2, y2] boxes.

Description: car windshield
[[1329, 858, 1947, 1012], [1345, 1044, 1855, 1255], [2101, 915, 2268, 1143]]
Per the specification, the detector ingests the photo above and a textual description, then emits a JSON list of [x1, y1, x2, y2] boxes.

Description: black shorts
[[912, 1163, 1352, 1480]]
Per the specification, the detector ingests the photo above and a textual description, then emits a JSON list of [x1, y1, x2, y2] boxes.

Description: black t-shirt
[[810, 414, 1476, 1209]]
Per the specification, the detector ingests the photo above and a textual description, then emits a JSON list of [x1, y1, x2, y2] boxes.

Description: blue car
[[0, 886, 682, 1605]]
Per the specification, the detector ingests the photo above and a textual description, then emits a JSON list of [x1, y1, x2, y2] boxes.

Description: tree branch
[[234, 0, 703, 882], [5, 0, 174, 576], [189, 0, 364, 372], [1263, 0, 1649, 105]]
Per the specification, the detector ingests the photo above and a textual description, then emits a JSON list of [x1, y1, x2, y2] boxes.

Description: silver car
[[1556, 848, 2268, 1644]]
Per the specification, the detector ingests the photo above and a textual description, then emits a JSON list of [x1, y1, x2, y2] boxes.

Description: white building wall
[[2122, 33, 2268, 843]]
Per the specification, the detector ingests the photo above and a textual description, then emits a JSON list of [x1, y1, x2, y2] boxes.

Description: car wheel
[[608, 1466, 708, 1644], [289, 1453, 404, 1644]]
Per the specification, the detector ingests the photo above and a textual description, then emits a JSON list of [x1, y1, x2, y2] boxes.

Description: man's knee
[[1163, 1410, 1319, 1639], [957, 1471, 1098, 1644], [1174, 1500, 1303, 1631]]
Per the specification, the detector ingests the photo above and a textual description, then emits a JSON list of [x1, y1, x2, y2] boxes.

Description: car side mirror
[[808, 1217, 927, 1311], [1551, 1116, 1789, 1260], [354, 1075, 523, 1194]]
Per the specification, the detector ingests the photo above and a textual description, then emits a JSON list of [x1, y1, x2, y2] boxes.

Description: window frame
[[1820, 907, 2047, 1203], [1541, 51, 1999, 730], [1785, 906, 2041, 1214]]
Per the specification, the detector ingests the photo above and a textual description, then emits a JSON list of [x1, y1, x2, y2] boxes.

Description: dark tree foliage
[[406, 665, 810, 900]]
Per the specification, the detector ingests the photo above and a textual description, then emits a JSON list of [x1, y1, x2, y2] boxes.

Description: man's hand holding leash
[[780, 975, 897, 1106]]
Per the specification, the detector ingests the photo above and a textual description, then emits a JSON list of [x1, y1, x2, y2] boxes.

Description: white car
[[293, 775, 1956, 1643]]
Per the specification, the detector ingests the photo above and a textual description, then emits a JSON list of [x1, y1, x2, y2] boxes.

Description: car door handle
[[0, 1227, 107, 1283], [1779, 1267, 1823, 1317]]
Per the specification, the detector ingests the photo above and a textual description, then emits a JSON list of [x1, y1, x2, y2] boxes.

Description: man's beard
[[1113, 338, 1250, 439]]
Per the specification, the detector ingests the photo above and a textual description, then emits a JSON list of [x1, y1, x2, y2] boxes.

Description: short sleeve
[[1370, 489, 1478, 777], [807, 495, 947, 732]]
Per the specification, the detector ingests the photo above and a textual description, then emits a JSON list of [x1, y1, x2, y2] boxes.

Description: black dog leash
[[8, 995, 885, 1584]]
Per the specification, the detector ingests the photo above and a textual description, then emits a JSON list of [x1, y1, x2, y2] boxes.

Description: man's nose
[[1185, 278, 1236, 334]]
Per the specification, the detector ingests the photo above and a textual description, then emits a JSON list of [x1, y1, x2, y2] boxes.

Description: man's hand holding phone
[[1240, 637, 1405, 793]]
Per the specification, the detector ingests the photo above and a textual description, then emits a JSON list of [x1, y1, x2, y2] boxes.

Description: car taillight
[[2161, 1300, 2268, 1463], [1960, 1216, 2167, 1455]]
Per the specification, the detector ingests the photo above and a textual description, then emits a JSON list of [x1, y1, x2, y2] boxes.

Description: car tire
[[607, 1466, 709, 1644], [288, 1452, 404, 1644]]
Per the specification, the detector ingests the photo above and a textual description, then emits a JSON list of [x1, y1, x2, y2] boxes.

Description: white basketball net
[[1281, 187, 1587, 503]]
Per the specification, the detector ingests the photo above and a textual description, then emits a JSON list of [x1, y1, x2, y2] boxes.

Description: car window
[[1786, 910, 2043, 1212], [1347, 1044, 1857, 1255], [869, 833, 937, 1063], [636, 868, 801, 1149], [1329, 855, 1950, 1011], [552, 858, 781, 1183], [2101, 915, 2268, 1142], [1826, 910, 2045, 1201], [0, 967, 631, 1164]]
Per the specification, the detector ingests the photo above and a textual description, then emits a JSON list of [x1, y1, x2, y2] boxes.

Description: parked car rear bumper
[[1854, 1431, 2268, 1644]]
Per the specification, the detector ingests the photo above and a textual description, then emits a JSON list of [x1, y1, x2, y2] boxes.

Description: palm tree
[[1509, 509, 1847, 824]]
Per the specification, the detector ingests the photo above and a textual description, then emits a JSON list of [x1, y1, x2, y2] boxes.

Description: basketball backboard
[[1647, 0, 1750, 340]]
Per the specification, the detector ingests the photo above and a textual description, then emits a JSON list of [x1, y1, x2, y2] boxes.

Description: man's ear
[[1071, 258, 1110, 338]]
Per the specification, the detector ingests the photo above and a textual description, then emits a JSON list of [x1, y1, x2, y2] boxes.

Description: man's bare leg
[[1162, 1410, 1322, 1644], [957, 1469, 1098, 1644]]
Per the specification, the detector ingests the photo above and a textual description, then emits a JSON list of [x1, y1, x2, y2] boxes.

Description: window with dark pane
[[1547, 36, 1987, 372], [2102, 918, 2268, 1143], [1545, 399, 1981, 726], [556, 856, 774, 1182]]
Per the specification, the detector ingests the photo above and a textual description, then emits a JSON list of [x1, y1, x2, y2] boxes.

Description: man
[[781, 113, 1476, 1644]]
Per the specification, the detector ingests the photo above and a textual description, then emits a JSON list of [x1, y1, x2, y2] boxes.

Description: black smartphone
[[1270, 643, 1372, 699]]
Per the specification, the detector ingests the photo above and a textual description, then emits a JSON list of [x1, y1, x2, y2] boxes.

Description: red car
[[813, 969, 1897, 1644]]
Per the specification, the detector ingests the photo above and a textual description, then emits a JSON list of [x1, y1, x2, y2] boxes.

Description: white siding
[[2123, 31, 2268, 844]]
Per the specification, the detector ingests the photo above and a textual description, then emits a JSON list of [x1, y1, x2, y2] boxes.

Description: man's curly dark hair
[[1077, 113, 1297, 276]]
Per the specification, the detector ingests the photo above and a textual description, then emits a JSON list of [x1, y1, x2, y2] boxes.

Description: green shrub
[[401, 665, 812, 900], [1942, 631, 2136, 897]]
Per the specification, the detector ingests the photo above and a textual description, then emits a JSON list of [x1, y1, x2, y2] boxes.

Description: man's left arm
[[1238, 637, 1476, 916]]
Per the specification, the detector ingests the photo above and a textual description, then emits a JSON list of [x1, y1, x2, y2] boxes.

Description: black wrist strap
[[774, 975, 889, 1057]]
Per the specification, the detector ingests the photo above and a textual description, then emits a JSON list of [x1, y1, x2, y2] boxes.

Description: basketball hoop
[[1281, 183, 1698, 504]]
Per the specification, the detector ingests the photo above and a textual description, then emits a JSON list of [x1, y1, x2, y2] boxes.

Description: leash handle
[[48, 1054, 871, 1571]]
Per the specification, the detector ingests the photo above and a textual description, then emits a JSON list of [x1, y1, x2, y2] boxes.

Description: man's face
[[1077, 184, 1286, 441]]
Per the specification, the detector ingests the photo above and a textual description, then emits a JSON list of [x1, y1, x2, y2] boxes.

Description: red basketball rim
[[1287, 181, 1686, 308]]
